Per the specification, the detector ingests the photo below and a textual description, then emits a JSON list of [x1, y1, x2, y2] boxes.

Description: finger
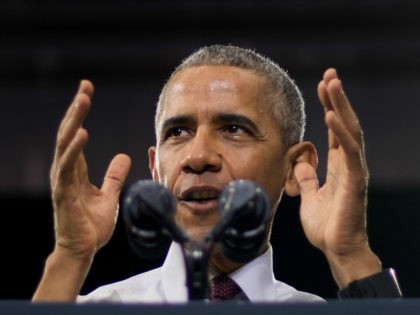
[[293, 161, 319, 202], [318, 68, 338, 112], [318, 70, 340, 149], [56, 128, 89, 184], [102, 154, 132, 198], [318, 81, 338, 149], [317, 80, 333, 112], [56, 92, 92, 157], [57, 80, 94, 138], [323, 68, 338, 83], [326, 79, 362, 145], [79, 79, 94, 98], [57, 80, 94, 142], [325, 111, 365, 173]]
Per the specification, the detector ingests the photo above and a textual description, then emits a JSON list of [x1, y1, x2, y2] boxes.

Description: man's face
[[149, 65, 289, 241]]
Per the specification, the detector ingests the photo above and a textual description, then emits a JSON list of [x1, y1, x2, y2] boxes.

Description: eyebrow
[[161, 115, 195, 133], [213, 113, 260, 133], [160, 113, 261, 134]]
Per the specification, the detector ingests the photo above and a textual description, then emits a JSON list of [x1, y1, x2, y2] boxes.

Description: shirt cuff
[[337, 268, 402, 298]]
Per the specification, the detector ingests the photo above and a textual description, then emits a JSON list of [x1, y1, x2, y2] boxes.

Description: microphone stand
[[181, 241, 211, 300], [168, 199, 239, 300], [169, 226, 229, 300]]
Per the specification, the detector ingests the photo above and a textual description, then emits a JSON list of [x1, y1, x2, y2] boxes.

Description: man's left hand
[[293, 68, 381, 288]]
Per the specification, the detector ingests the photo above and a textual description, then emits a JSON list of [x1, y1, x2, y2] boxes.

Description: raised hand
[[293, 69, 381, 288], [33, 80, 131, 301]]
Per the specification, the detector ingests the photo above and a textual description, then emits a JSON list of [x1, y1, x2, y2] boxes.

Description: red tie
[[209, 275, 242, 301]]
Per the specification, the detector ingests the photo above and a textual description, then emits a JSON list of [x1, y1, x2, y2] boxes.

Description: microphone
[[122, 180, 185, 259], [216, 180, 271, 263]]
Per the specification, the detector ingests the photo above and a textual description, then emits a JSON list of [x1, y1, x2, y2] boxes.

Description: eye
[[164, 127, 190, 139], [226, 125, 240, 133], [224, 124, 248, 135]]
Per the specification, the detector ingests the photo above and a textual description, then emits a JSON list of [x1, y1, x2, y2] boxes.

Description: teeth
[[191, 190, 217, 200]]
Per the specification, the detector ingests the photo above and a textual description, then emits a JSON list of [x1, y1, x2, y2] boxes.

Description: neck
[[208, 242, 269, 274]]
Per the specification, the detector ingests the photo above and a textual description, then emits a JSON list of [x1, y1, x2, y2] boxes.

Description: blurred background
[[0, 0, 419, 299]]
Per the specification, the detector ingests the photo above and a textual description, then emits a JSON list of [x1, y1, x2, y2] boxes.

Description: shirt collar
[[161, 242, 277, 302], [229, 245, 277, 302], [161, 242, 189, 302]]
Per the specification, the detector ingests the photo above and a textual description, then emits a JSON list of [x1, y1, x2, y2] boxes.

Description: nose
[[180, 129, 222, 174]]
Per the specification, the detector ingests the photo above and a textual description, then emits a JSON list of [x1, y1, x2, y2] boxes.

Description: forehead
[[160, 65, 267, 119], [169, 65, 263, 93]]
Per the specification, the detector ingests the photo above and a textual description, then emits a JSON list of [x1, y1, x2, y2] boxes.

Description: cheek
[[154, 149, 178, 187], [254, 166, 285, 206], [228, 149, 285, 206]]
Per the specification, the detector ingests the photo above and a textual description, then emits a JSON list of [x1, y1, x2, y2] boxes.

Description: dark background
[[0, 0, 420, 299]]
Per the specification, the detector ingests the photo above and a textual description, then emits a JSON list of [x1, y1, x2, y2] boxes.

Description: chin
[[185, 225, 213, 242]]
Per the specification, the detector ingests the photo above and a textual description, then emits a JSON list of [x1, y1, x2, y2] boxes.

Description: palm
[[299, 147, 367, 254]]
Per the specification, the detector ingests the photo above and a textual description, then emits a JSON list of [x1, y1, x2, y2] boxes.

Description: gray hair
[[155, 44, 306, 148]]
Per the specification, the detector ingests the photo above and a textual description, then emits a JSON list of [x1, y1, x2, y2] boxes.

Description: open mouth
[[178, 188, 220, 207]]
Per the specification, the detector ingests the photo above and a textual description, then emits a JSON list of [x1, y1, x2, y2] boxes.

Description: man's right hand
[[33, 80, 131, 301]]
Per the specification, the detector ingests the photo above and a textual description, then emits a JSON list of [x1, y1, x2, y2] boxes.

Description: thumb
[[102, 154, 132, 197], [293, 162, 319, 202]]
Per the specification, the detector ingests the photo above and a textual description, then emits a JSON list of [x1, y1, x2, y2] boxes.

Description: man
[[32, 45, 397, 302]]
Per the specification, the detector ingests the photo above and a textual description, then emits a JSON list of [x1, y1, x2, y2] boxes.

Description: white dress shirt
[[77, 242, 324, 303]]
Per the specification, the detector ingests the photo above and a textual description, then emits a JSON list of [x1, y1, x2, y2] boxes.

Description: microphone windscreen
[[217, 180, 270, 263], [123, 180, 175, 259]]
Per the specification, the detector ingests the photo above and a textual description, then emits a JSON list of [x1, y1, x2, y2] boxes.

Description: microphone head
[[217, 180, 270, 263], [123, 180, 176, 259]]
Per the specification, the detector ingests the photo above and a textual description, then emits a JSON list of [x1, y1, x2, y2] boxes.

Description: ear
[[284, 141, 318, 197], [148, 146, 159, 182]]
